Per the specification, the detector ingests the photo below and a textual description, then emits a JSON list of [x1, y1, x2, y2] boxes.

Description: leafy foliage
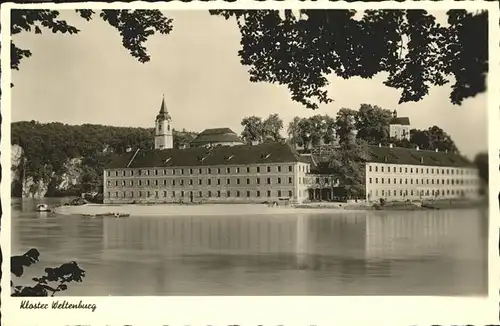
[[211, 9, 488, 109], [409, 126, 458, 152], [473, 152, 488, 184], [354, 104, 392, 145], [241, 114, 284, 144], [10, 9, 173, 75], [11, 248, 86, 297]]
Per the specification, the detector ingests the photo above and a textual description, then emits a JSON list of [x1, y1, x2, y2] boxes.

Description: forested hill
[[11, 121, 197, 197]]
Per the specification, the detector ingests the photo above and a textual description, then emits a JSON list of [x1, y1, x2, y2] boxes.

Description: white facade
[[365, 162, 481, 202], [390, 123, 410, 140], [155, 118, 173, 150]]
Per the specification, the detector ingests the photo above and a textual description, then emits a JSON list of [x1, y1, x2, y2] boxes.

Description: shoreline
[[52, 199, 487, 217]]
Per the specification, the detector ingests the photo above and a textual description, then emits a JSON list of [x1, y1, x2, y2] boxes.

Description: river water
[[11, 197, 488, 296]]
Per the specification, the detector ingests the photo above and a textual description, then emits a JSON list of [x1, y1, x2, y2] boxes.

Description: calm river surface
[[11, 198, 488, 296]]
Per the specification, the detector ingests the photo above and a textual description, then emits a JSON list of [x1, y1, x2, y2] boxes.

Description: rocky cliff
[[11, 144, 84, 198]]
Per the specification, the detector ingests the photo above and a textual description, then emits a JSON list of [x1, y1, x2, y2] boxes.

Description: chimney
[[389, 143, 393, 148], [435, 148, 438, 152], [416, 146, 420, 151]]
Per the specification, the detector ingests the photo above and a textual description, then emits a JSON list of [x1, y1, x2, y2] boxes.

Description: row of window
[[368, 177, 478, 186], [107, 189, 294, 199], [107, 176, 296, 188], [368, 188, 477, 198], [368, 165, 475, 176], [107, 165, 298, 178]]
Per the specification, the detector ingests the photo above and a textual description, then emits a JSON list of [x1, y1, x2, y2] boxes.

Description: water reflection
[[11, 198, 488, 296]]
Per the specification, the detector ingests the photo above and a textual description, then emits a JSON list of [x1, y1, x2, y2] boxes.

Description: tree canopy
[[10, 9, 173, 76], [210, 9, 488, 109], [10, 9, 487, 110]]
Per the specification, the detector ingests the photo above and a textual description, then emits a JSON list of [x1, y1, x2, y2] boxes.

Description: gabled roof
[[105, 142, 302, 169], [390, 117, 410, 125], [367, 145, 475, 168], [190, 127, 243, 145]]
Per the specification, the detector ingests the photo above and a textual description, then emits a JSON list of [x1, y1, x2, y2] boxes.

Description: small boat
[[35, 204, 51, 212]]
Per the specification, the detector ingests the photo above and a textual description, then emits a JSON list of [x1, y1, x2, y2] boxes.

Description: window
[[381, 178, 384, 184], [226, 167, 231, 173], [369, 178, 372, 184], [208, 168, 212, 174], [237, 179, 241, 185], [236, 190, 240, 197], [199, 168, 202, 174], [180, 180, 184, 186], [405, 168, 408, 173], [267, 166, 271, 173], [199, 191, 202, 197], [236, 167, 240, 173], [257, 190, 261, 197], [139, 180, 142, 186], [388, 178, 390, 184], [217, 179, 221, 185], [257, 167, 260, 173], [115, 181, 118, 186], [267, 190, 271, 197], [154, 180, 158, 186], [172, 180, 176, 186], [267, 178, 271, 184], [139, 191, 142, 197], [189, 168, 193, 174], [181, 191, 185, 197], [410, 168, 413, 173], [227, 179, 230, 185], [382, 190, 385, 196], [247, 191, 250, 197], [369, 166, 372, 172], [155, 191, 159, 197], [381, 167, 384, 172], [227, 190, 231, 197], [289, 190, 293, 197], [257, 178, 261, 185], [247, 167, 250, 173], [107, 171, 110, 177], [208, 179, 212, 185], [278, 177, 281, 184], [217, 168, 221, 173], [146, 180, 150, 186], [208, 191, 212, 197], [189, 179, 193, 185], [278, 190, 282, 197], [375, 178, 378, 184], [155, 170, 158, 176], [289, 166, 293, 172], [247, 178, 250, 185], [163, 180, 167, 186], [198, 179, 202, 185], [172, 169, 176, 175], [288, 177, 293, 183], [278, 166, 282, 172], [375, 166, 378, 172], [217, 191, 221, 198]]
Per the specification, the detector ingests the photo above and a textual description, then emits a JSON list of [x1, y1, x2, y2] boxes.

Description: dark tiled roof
[[390, 117, 410, 125], [106, 143, 302, 169], [367, 146, 475, 168], [190, 127, 243, 144]]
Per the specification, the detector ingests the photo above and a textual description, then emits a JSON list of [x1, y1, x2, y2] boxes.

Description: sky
[[11, 10, 488, 158]]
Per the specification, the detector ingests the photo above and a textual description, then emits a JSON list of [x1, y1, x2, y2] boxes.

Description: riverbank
[[53, 203, 365, 216], [52, 198, 487, 217]]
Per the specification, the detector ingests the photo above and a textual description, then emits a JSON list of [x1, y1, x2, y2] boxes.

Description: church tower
[[154, 95, 173, 150]]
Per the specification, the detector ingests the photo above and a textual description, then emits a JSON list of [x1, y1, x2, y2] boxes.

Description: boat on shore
[[35, 204, 51, 212]]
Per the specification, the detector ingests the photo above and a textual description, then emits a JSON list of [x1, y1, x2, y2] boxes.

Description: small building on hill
[[190, 128, 244, 148], [365, 144, 480, 202], [389, 110, 411, 140]]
